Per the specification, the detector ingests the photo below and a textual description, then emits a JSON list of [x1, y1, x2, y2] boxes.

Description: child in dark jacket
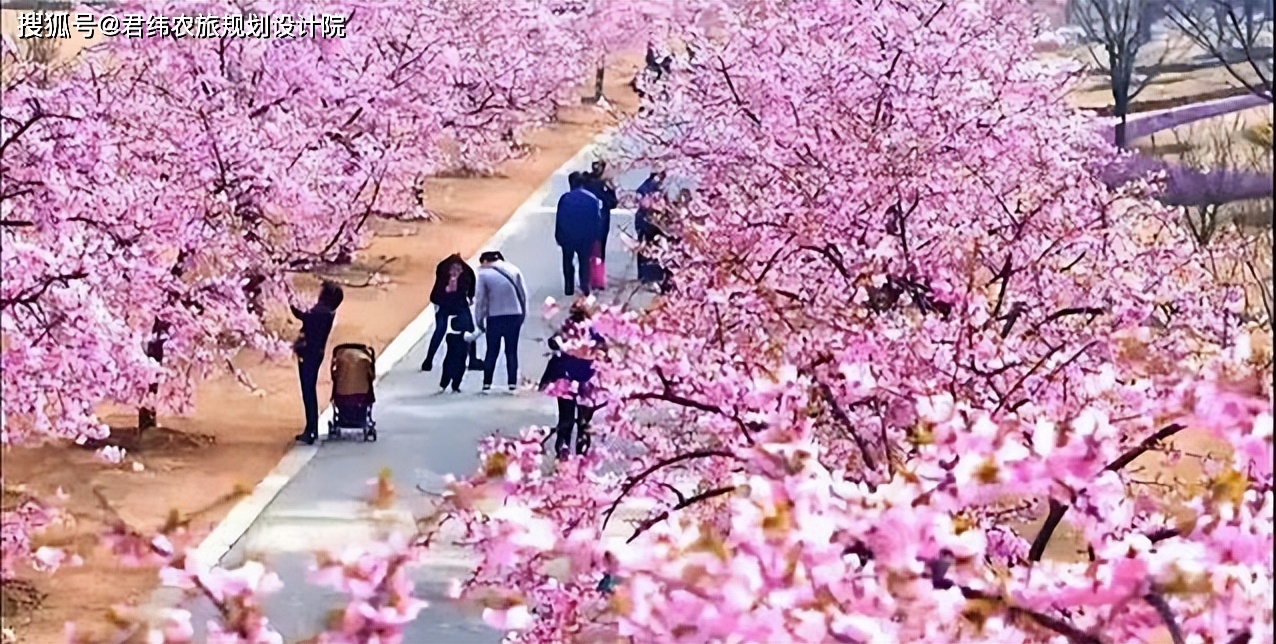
[[440, 307, 479, 393]]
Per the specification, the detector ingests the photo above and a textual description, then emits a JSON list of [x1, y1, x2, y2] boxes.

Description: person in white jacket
[[473, 250, 528, 392]]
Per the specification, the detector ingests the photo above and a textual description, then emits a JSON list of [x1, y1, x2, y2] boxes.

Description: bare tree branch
[[1165, 0, 1274, 100]]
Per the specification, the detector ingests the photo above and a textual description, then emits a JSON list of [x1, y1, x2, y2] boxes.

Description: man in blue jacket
[[555, 171, 602, 297]]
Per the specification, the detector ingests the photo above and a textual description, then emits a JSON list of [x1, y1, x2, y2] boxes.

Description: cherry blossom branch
[[1028, 423, 1188, 561], [627, 368, 761, 444], [601, 449, 738, 530], [813, 380, 878, 472], [713, 55, 761, 126], [1143, 590, 1186, 644], [88, 487, 237, 626], [1027, 307, 1107, 337], [0, 103, 77, 157], [0, 270, 90, 309], [626, 485, 737, 543], [961, 585, 1101, 644]]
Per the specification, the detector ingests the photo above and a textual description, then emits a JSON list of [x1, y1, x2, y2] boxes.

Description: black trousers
[[598, 211, 611, 262], [561, 245, 591, 296], [555, 397, 597, 457], [298, 355, 322, 436], [483, 315, 523, 387], [425, 308, 478, 367], [440, 334, 469, 390]]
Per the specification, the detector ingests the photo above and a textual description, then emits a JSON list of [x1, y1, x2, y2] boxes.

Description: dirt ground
[[0, 54, 642, 643]]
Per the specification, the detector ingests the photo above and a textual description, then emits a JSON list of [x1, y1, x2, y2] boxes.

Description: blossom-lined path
[[191, 142, 656, 643]]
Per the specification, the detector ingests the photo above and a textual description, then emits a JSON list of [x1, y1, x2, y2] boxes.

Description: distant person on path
[[438, 305, 479, 393], [635, 170, 668, 289], [540, 300, 605, 459], [291, 281, 345, 445], [583, 159, 619, 263], [635, 170, 665, 239], [422, 254, 480, 372], [645, 42, 663, 80], [555, 171, 602, 297], [474, 250, 528, 392]]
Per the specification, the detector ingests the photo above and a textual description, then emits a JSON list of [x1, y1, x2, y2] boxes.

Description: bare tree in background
[[1153, 115, 1273, 339], [1166, 0, 1274, 99], [21, 11, 60, 68], [1069, 0, 1178, 147], [1158, 115, 1266, 243]]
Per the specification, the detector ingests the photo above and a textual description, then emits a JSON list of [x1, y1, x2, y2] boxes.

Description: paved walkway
[[197, 144, 658, 643]]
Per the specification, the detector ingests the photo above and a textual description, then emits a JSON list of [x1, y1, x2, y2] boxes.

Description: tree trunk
[[138, 319, 170, 432], [592, 65, 605, 102], [1113, 101, 1130, 149]]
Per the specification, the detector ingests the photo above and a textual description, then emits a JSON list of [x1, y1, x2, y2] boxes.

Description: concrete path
[[202, 144, 660, 643]]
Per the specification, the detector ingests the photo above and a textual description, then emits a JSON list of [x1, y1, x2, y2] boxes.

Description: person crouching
[[440, 306, 480, 393]]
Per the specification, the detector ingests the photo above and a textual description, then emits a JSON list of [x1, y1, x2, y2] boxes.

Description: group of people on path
[[555, 159, 618, 297], [421, 250, 528, 394], [290, 160, 672, 459]]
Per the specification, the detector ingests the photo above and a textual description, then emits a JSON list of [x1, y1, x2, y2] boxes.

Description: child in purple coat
[[539, 301, 605, 459]]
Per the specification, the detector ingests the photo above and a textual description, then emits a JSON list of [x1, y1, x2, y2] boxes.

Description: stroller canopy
[[332, 344, 376, 398]]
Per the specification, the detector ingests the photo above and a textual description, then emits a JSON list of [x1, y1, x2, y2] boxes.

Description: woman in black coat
[[421, 254, 481, 371]]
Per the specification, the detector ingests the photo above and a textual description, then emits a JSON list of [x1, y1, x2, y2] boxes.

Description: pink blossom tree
[[2, 0, 596, 438], [439, 1, 1273, 642], [1, 0, 595, 604], [9, 1, 1271, 642], [1, 35, 166, 444]]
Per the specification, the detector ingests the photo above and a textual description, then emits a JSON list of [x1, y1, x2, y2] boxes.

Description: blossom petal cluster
[[440, 1, 1274, 643]]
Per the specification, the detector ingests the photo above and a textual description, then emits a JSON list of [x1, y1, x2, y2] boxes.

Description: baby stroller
[[327, 343, 378, 442]]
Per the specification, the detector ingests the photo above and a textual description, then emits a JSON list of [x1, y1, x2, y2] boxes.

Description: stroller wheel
[[365, 429, 377, 442]]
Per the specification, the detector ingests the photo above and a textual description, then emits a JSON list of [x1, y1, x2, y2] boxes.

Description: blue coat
[[555, 189, 602, 250]]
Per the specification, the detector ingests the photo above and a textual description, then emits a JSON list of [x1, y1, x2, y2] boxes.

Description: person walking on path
[[473, 250, 528, 392], [291, 281, 344, 445], [421, 254, 481, 372], [555, 171, 602, 297], [540, 300, 605, 459], [582, 159, 619, 263]]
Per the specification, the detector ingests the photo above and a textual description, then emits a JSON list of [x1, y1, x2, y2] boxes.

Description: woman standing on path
[[291, 281, 345, 445], [474, 250, 528, 392], [540, 300, 605, 459], [421, 254, 481, 372]]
